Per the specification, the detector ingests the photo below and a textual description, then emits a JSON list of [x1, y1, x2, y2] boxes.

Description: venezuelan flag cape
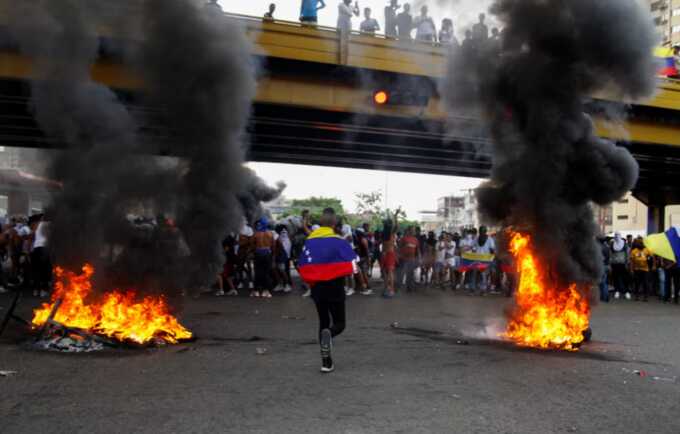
[[459, 251, 495, 272], [655, 47, 678, 77], [299, 227, 356, 285], [644, 226, 680, 263]]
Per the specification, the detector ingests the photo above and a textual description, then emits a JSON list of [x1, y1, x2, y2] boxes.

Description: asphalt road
[[1, 287, 679, 434]]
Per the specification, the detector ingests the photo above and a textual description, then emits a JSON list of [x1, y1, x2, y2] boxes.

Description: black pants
[[632, 270, 648, 299], [312, 278, 346, 340], [30, 247, 51, 291], [253, 252, 272, 291], [611, 263, 629, 294], [667, 268, 680, 303]]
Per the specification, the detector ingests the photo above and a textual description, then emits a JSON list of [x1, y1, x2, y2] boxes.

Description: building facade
[[648, 0, 680, 46], [609, 192, 680, 236], [434, 189, 480, 233]]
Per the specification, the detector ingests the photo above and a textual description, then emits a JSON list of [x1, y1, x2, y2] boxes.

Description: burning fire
[[503, 232, 590, 351], [32, 264, 193, 345]]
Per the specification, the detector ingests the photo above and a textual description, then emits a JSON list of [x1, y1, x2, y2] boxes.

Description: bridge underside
[[1, 78, 680, 206]]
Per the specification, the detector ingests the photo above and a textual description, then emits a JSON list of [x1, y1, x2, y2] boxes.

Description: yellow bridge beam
[[1, 51, 679, 147]]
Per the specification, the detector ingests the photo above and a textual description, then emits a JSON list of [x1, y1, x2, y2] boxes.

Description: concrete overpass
[[0, 8, 679, 226]]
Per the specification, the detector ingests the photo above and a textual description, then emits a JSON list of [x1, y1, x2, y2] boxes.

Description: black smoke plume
[[238, 167, 286, 223], [10, 0, 282, 291], [443, 0, 657, 286]]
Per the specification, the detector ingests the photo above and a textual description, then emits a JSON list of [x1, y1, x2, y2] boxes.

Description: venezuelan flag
[[644, 227, 680, 263], [298, 227, 356, 285], [654, 47, 678, 77], [459, 251, 495, 272]]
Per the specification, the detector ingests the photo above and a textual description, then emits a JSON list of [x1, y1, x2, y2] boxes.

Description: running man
[[298, 208, 356, 373]]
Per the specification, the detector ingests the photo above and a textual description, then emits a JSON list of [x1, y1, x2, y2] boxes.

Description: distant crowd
[[218, 209, 509, 299], [216, 211, 680, 306], [600, 233, 679, 304], [0, 207, 678, 308], [205, 0, 500, 48], [0, 214, 50, 298]]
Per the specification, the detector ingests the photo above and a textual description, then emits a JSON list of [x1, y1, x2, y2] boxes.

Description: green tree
[[284, 197, 346, 223], [353, 190, 385, 229]]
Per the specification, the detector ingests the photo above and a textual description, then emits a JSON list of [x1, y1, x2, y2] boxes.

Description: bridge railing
[[229, 13, 448, 77]]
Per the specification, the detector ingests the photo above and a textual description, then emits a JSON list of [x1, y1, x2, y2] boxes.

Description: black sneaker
[[320, 328, 332, 358], [321, 356, 334, 373]]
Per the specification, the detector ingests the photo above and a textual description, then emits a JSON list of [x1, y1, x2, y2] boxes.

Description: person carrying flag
[[298, 207, 357, 373], [644, 226, 680, 304]]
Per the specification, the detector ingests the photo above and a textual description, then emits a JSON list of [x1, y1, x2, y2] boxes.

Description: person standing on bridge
[[298, 208, 356, 373], [396, 3, 413, 40], [360, 8, 380, 35], [263, 3, 276, 20], [300, 0, 326, 24], [438, 18, 458, 47], [384, 0, 400, 37], [413, 5, 436, 43], [472, 13, 489, 47], [338, 0, 360, 35]]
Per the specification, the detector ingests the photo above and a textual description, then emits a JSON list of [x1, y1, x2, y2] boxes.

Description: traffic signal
[[373, 90, 389, 105], [371, 88, 430, 107]]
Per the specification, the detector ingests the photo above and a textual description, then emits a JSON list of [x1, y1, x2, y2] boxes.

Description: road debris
[[652, 376, 677, 383], [255, 347, 268, 355], [0, 370, 17, 377]]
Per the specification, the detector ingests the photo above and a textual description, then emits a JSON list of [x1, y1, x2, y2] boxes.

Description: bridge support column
[[647, 204, 666, 235]]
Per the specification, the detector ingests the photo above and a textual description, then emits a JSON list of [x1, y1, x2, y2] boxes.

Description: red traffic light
[[373, 90, 389, 105]]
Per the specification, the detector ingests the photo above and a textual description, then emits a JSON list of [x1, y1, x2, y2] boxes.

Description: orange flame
[[503, 232, 590, 351], [32, 264, 193, 345]]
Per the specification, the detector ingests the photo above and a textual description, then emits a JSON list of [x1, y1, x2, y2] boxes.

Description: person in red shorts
[[381, 208, 401, 298], [216, 236, 238, 296]]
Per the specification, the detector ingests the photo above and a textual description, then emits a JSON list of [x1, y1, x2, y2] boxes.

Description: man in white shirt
[[360, 7, 380, 34], [458, 228, 477, 291], [473, 226, 495, 294], [413, 5, 436, 42], [337, 0, 359, 35], [29, 214, 51, 298]]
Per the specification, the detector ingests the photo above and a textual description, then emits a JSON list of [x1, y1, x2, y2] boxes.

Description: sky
[[227, 0, 491, 218], [248, 162, 482, 219], [221, 0, 496, 39]]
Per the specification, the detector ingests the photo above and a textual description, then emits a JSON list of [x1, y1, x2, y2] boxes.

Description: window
[[617, 215, 629, 220], [617, 199, 629, 204], [673, 25, 680, 33], [673, 8, 680, 17]]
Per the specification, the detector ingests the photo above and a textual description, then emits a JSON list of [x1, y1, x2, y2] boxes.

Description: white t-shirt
[[337, 3, 353, 32], [414, 16, 435, 37], [476, 237, 495, 254], [33, 222, 49, 249], [15, 224, 31, 237], [445, 242, 457, 266], [459, 236, 476, 253], [435, 241, 447, 263]]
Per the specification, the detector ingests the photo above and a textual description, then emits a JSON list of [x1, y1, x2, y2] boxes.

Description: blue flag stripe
[[666, 228, 680, 262]]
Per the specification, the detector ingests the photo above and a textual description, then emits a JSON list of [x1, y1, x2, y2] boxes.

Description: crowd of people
[[300, 0, 499, 47], [600, 232, 680, 304], [217, 211, 680, 306], [0, 214, 51, 298], [217, 209, 515, 300]]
